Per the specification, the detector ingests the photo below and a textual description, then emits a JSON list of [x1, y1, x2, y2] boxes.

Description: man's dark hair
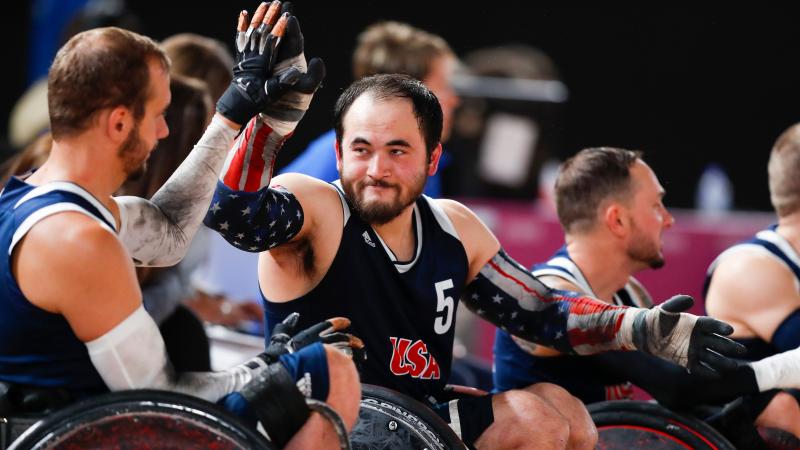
[[555, 147, 643, 233], [48, 27, 170, 140], [334, 74, 443, 158]]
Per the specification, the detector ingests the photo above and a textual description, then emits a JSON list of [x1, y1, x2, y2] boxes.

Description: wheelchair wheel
[[350, 384, 468, 450], [589, 400, 735, 450], [9, 389, 274, 450]]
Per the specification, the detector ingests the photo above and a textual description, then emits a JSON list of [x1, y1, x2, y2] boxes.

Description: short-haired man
[[494, 147, 665, 401], [0, 7, 358, 448], [494, 147, 800, 442], [207, 74, 744, 449]]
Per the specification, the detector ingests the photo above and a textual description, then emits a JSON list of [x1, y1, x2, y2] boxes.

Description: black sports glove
[[259, 13, 325, 137], [216, 2, 301, 126], [632, 295, 746, 378], [262, 313, 366, 365]]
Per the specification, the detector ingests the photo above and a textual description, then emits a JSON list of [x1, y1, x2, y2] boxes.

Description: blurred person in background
[[281, 20, 460, 198]]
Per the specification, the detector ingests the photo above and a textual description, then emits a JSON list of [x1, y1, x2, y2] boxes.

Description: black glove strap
[[240, 362, 310, 447]]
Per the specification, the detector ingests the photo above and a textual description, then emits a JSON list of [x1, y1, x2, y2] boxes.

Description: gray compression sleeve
[[116, 115, 238, 267]]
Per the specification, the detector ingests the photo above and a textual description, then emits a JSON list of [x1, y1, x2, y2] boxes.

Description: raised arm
[[204, 13, 325, 253], [116, 5, 316, 266], [440, 199, 744, 377]]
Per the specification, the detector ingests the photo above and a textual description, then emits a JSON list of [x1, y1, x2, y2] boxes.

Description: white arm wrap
[[750, 347, 800, 391], [86, 305, 267, 403], [116, 115, 238, 267]]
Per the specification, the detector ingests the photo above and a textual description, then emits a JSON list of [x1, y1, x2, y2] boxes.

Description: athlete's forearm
[[584, 351, 759, 410], [203, 116, 302, 252], [86, 305, 267, 402], [463, 249, 634, 355], [117, 115, 238, 266]]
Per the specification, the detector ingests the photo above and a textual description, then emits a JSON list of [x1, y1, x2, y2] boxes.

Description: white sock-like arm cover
[[750, 346, 800, 391], [86, 305, 266, 403]]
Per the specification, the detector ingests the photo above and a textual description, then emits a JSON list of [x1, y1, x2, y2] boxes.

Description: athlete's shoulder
[[271, 172, 338, 197], [433, 198, 501, 279], [22, 211, 123, 262], [538, 274, 583, 293], [707, 245, 797, 312], [432, 199, 483, 234]]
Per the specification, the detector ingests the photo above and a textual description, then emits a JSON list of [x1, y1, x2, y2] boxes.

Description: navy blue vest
[[493, 246, 651, 401], [264, 183, 469, 402], [0, 177, 113, 395]]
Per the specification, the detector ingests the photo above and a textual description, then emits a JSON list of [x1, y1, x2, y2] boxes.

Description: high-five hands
[[216, 2, 322, 127]]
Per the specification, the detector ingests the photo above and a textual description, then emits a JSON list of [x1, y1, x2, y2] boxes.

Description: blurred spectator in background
[[162, 33, 234, 103], [6, 0, 141, 165], [447, 44, 566, 201], [0, 134, 52, 183], [280, 21, 460, 198]]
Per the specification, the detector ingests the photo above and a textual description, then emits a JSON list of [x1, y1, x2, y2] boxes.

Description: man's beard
[[117, 122, 152, 181], [626, 221, 665, 269], [341, 168, 427, 225]]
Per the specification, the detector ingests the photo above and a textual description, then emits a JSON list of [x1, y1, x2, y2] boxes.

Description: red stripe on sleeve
[[243, 122, 273, 192], [222, 119, 256, 190]]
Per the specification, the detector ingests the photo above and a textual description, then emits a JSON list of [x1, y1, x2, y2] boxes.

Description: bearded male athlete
[[206, 74, 745, 449]]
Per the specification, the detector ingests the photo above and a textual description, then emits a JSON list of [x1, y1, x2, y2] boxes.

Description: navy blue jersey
[[704, 226, 800, 359], [493, 246, 651, 401], [0, 177, 113, 396], [264, 182, 469, 403]]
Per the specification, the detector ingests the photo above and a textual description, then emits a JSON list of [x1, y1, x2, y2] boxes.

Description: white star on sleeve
[[241, 206, 251, 216], [219, 221, 230, 231], [210, 202, 221, 214]]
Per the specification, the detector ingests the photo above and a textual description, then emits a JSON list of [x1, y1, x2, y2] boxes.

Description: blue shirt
[[0, 177, 111, 396]]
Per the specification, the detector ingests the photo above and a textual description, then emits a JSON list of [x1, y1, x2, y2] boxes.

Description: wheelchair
[[590, 395, 800, 450], [351, 384, 468, 450], [6, 389, 274, 450], [3, 384, 471, 450]]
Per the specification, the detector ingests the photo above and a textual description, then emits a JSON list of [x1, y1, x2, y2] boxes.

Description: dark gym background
[[3, 4, 799, 211]]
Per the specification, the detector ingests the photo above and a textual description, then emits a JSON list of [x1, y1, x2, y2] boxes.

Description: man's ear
[[106, 106, 132, 143], [334, 139, 343, 173], [604, 202, 629, 238], [427, 143, 442, 176]]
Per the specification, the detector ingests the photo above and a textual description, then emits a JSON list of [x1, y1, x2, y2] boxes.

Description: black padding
[[240, 362, 310, 448]]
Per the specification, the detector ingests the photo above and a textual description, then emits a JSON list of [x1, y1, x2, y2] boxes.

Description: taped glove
[[632, 295, 745, 378], [262, 313, 365, 365], [216, 2, 302, 126], [259, 13, 325, 137]]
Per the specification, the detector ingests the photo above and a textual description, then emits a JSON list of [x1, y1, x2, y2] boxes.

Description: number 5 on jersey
[[434, 279, 454, 335]]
